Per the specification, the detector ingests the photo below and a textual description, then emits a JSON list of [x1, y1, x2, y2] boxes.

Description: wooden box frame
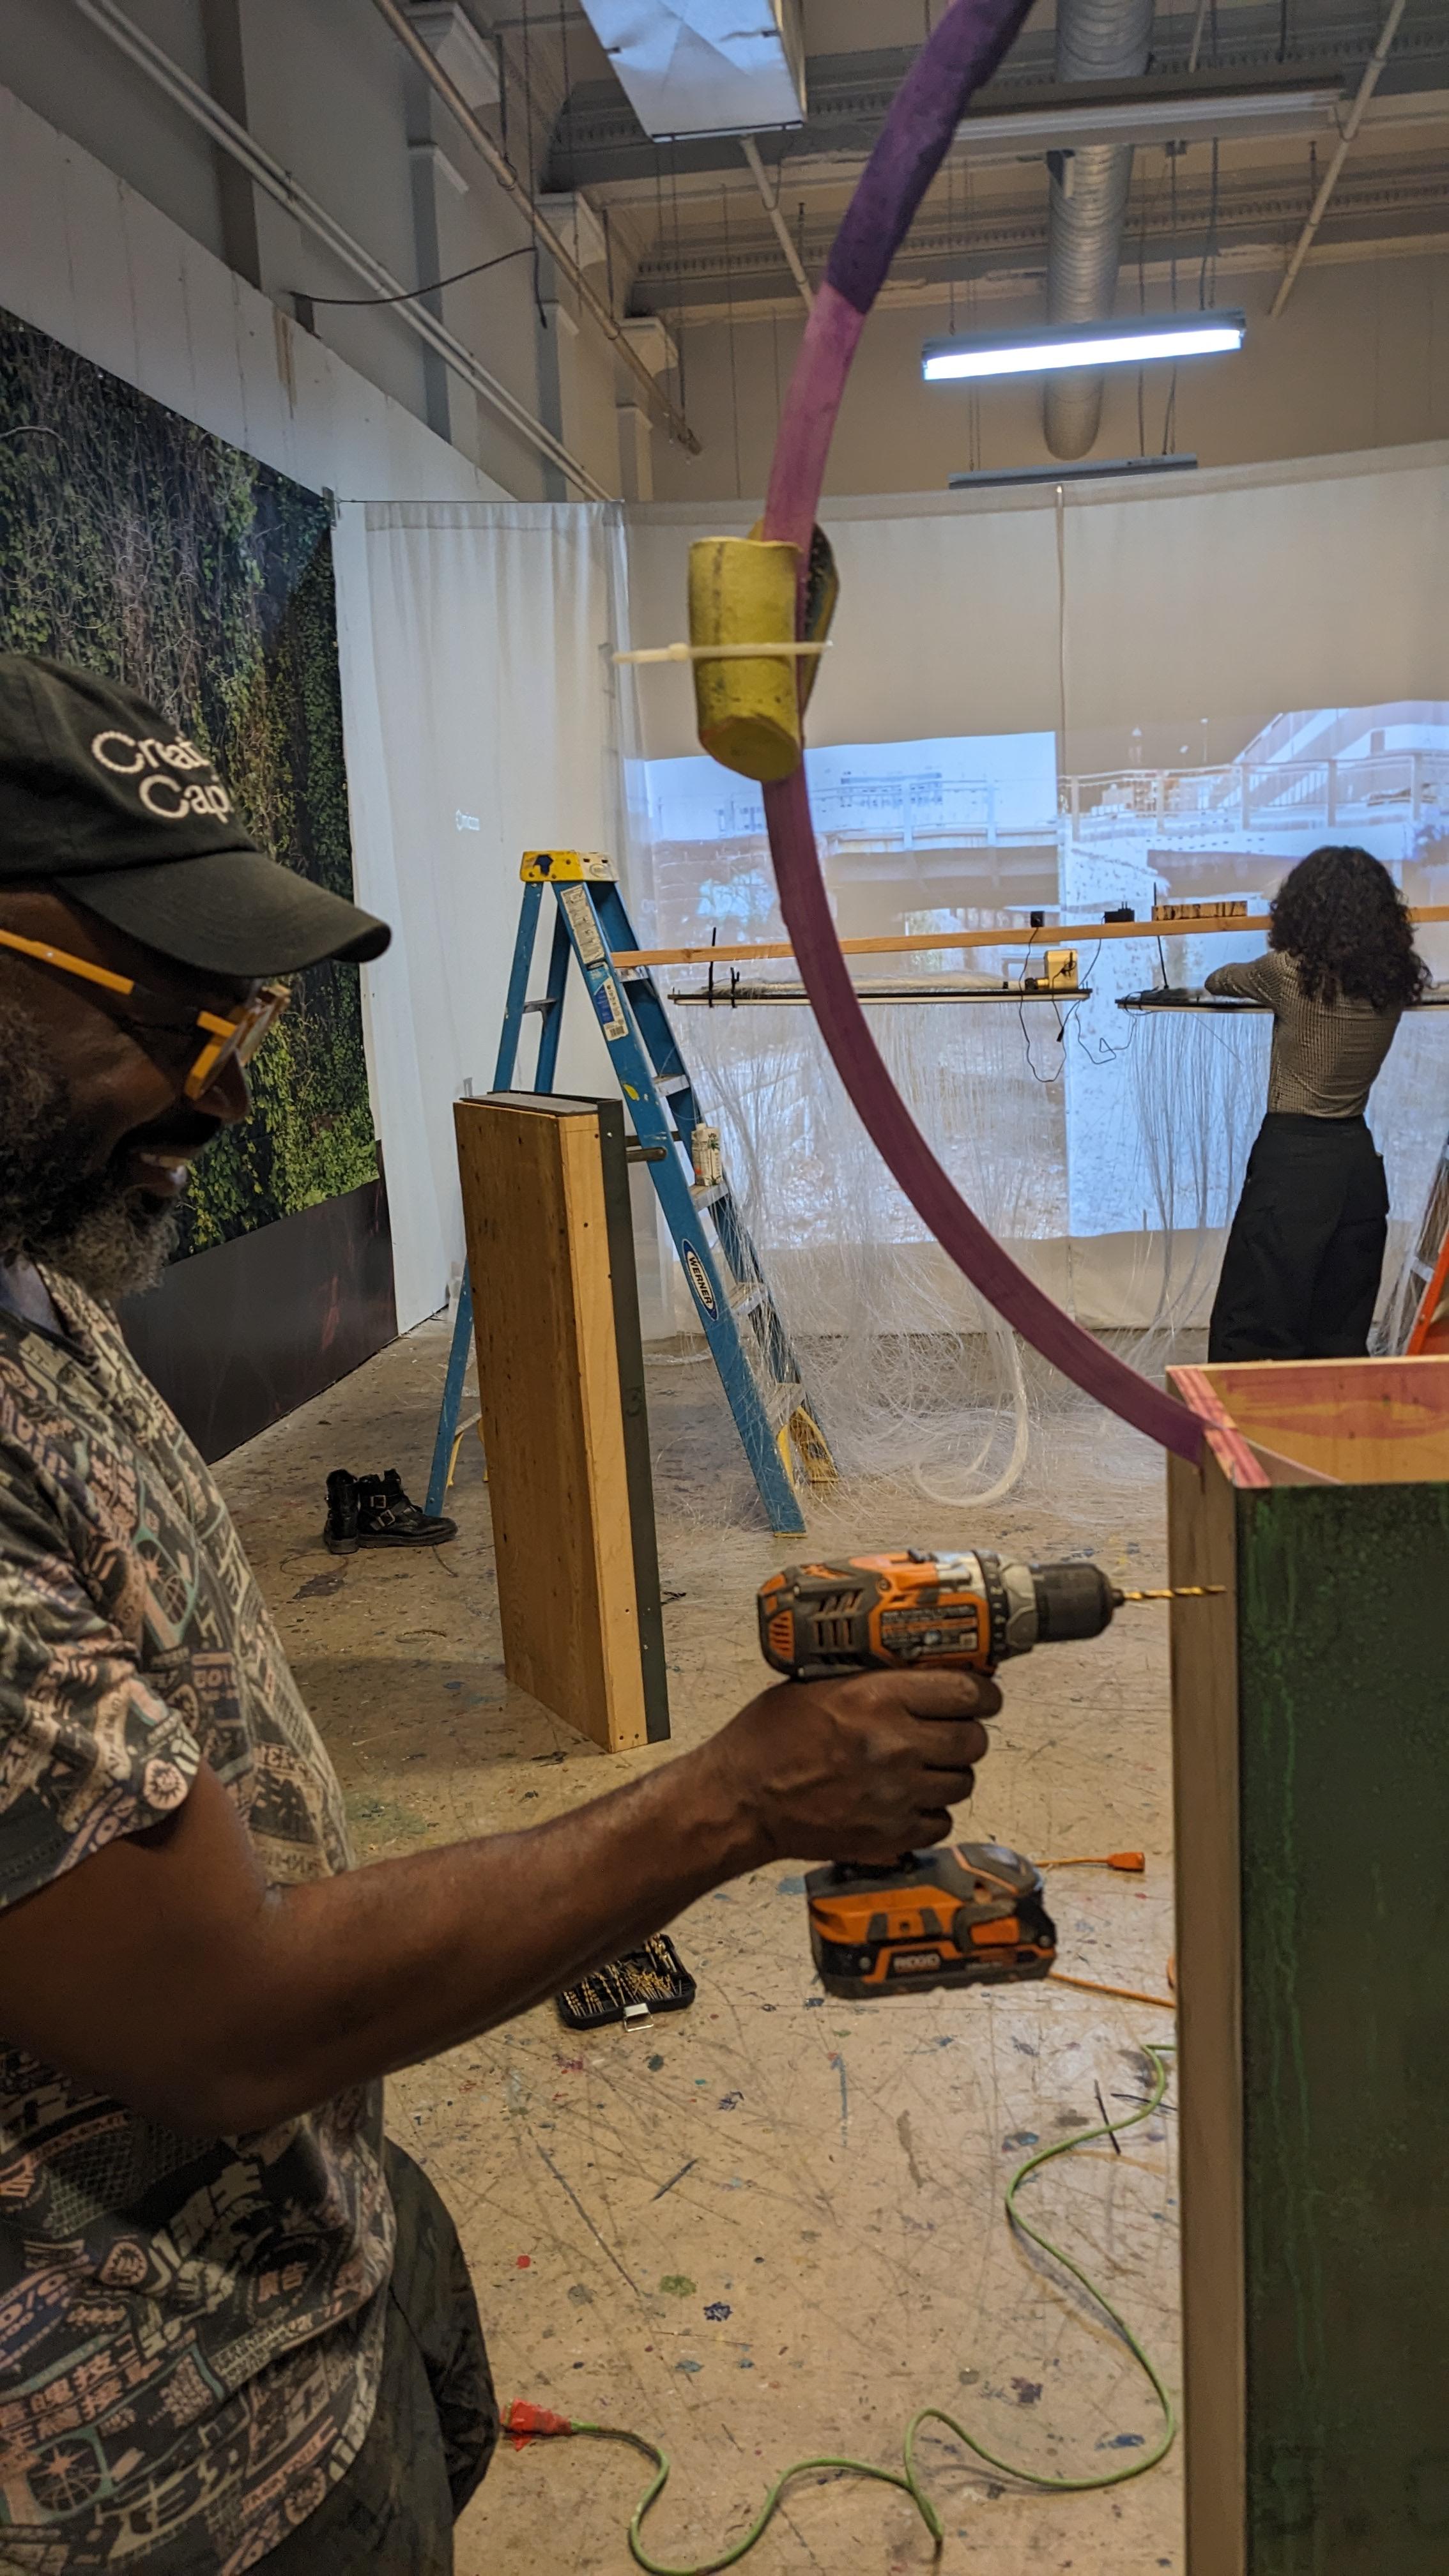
[[1169, 1356, 1449, 2575]]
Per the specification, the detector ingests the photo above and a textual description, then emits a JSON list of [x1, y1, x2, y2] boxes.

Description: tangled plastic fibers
[[670, 995, 1149, 1521], [657, 988, 1447, 1526]]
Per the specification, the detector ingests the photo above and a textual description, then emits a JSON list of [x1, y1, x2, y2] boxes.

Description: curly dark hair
[[1269, 844, 1428, 1011]]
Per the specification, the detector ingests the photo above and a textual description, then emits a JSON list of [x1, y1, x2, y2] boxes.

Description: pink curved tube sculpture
[[758, 0, 1204, 1464]]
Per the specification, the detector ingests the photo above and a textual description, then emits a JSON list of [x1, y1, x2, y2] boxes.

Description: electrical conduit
[[1043, 0, 1155, 460], [68, 0, 615, 500]]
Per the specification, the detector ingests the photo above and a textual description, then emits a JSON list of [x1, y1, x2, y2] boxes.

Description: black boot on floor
[[324, 1469, 359, 1555], [354, 1468, 457, 1548]]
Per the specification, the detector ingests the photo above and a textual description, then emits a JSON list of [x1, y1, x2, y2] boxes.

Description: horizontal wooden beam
[[613, 903, 1449, 972]]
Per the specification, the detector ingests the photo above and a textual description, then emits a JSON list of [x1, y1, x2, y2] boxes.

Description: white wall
[[652, 252, 1449, 505], [0, 1, 624, 503], [0, 83, 507, 510], [629, 440, 1449, 762]]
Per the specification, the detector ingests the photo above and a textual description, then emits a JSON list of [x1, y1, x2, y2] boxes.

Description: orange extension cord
[[1039, 1853, 1176, 2010]]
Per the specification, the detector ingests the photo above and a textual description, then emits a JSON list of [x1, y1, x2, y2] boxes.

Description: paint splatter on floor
[[220, 1314, 1186, 2576]]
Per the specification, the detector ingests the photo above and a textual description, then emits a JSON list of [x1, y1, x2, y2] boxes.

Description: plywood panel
[[455, 1094, 648, 1752], [1169, 1445, 1246, 2576], [1193, 1356, 1449, 1487]]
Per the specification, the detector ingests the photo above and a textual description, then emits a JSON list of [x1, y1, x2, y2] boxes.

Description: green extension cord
[[507, 2041, 1177, 2573]]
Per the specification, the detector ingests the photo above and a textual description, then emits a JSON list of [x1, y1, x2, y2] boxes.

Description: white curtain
[[330, 450, 1449, 1343], [622, 444, 1449, 1328], [334, 502, 632, 1331]]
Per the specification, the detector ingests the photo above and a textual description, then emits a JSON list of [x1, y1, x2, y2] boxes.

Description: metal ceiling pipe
[[68, 0, 614, 497], [1268, 0, 1407, 318], [740, 138, 813, 312], [1043, 0, 1154, 459]]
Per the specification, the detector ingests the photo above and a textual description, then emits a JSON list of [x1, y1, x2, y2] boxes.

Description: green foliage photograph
[[0, 307, 377, 1256]]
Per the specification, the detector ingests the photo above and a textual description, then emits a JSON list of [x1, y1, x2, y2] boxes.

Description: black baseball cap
[[0, 656, 390, 977]]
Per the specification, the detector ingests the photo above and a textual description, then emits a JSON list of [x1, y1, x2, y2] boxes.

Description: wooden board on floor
[[1169, 1356, 1449, 2575], [454, 1092, 667, 1752]]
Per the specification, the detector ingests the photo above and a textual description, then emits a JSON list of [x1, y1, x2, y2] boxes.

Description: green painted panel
[[1238, 1481, 1449, 2573]]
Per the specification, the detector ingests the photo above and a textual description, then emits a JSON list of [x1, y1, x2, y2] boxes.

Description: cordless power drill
[[756, 1549, 1209, 2000]]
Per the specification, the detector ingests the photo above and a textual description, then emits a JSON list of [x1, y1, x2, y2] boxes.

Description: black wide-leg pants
[[1208, 1112, 1390, 1364]]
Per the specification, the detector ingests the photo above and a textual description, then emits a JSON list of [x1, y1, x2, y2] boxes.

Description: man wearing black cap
[[0, 657, 995, 2572]]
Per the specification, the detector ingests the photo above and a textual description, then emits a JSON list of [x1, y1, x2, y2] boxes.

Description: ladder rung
[[618, 965, 653, 983], [691, 1179, 728, 1209], [731, 1280, 768, 1317], [626, 1144, 667, 1163], [1409, 1257, 1435, 1280], [521, 996, 560, 1015], [658, 1073, 692, 1096]]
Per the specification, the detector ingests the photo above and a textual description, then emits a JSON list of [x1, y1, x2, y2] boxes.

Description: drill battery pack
[[805, 1842, 1055, 1998]]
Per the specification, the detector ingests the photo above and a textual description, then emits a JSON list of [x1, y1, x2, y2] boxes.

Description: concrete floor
[[218, 1321, 1183, 2576]]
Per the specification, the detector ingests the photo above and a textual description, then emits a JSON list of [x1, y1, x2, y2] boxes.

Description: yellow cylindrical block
[[687, 537, 801, 784]]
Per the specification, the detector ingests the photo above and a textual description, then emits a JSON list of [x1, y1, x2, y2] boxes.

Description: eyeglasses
[[0, 927, 290, 1100]]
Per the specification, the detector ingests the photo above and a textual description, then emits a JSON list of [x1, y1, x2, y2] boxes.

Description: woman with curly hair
[[1205, 843, 1426, 1362]]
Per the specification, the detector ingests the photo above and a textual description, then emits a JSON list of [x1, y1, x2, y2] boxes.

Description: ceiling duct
[[1043, 0, 1154, 461], [576, 0, 806, 141]]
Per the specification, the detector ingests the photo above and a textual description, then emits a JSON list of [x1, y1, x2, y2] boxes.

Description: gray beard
[[0, 999, 181, 1303]]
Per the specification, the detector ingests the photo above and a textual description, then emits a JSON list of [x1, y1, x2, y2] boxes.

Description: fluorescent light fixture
[[923, 310, 1246, 384], [958, 81, 1342, 158], [947, 454, 1199, 489], [576, 0, 806, 141]]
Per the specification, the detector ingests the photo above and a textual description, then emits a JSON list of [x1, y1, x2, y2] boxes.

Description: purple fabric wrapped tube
[[758, 0, 1205, 1466]]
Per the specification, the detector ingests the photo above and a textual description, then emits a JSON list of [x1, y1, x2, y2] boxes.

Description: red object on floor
[[503, 2400, 574, 2451]]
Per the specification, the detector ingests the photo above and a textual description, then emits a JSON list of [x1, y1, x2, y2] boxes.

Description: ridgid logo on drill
[[89, 728, 234, 823]]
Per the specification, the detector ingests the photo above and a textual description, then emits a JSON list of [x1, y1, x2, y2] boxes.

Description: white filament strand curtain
[[332, 448, 1449, 1360], [624, 442, 1449, 1333]]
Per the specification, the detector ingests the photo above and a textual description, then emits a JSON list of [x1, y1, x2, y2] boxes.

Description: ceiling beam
[[1269, 0, 1409, 315], [548, 4, 1449, 192], [629, 151, 1449, 321], [740, 136, 812, 311]]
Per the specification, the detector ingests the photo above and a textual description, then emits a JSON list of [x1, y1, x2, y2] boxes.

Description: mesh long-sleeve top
[[1203, 948, 1402, 1118]]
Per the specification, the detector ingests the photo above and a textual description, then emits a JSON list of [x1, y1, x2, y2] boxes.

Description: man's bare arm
[[0, 1669, 995, 2136]]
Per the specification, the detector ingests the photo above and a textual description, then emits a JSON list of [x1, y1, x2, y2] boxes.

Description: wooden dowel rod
[[610, 904, 1449, 973]]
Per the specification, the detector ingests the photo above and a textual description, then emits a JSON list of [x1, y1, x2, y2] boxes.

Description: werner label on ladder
[[427, 850, 834, 1534]]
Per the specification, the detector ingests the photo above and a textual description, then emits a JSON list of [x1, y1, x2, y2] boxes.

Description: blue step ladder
[[425, 850, 834, 1535]]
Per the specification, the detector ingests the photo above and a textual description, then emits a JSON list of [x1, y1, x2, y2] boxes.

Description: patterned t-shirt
[[0, 1276, 394, 2573]]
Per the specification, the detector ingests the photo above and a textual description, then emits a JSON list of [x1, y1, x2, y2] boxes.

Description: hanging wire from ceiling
[[1160, 144, 1181, 455], [959, 144, 983, 473], [721, 182, 743, 500], [652, 140, 668, 351], [947, 141, 958, 336], [1134, 163, 1149, 456], [1199, 138, 1222, 311], [671, 148, 689, 410]]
